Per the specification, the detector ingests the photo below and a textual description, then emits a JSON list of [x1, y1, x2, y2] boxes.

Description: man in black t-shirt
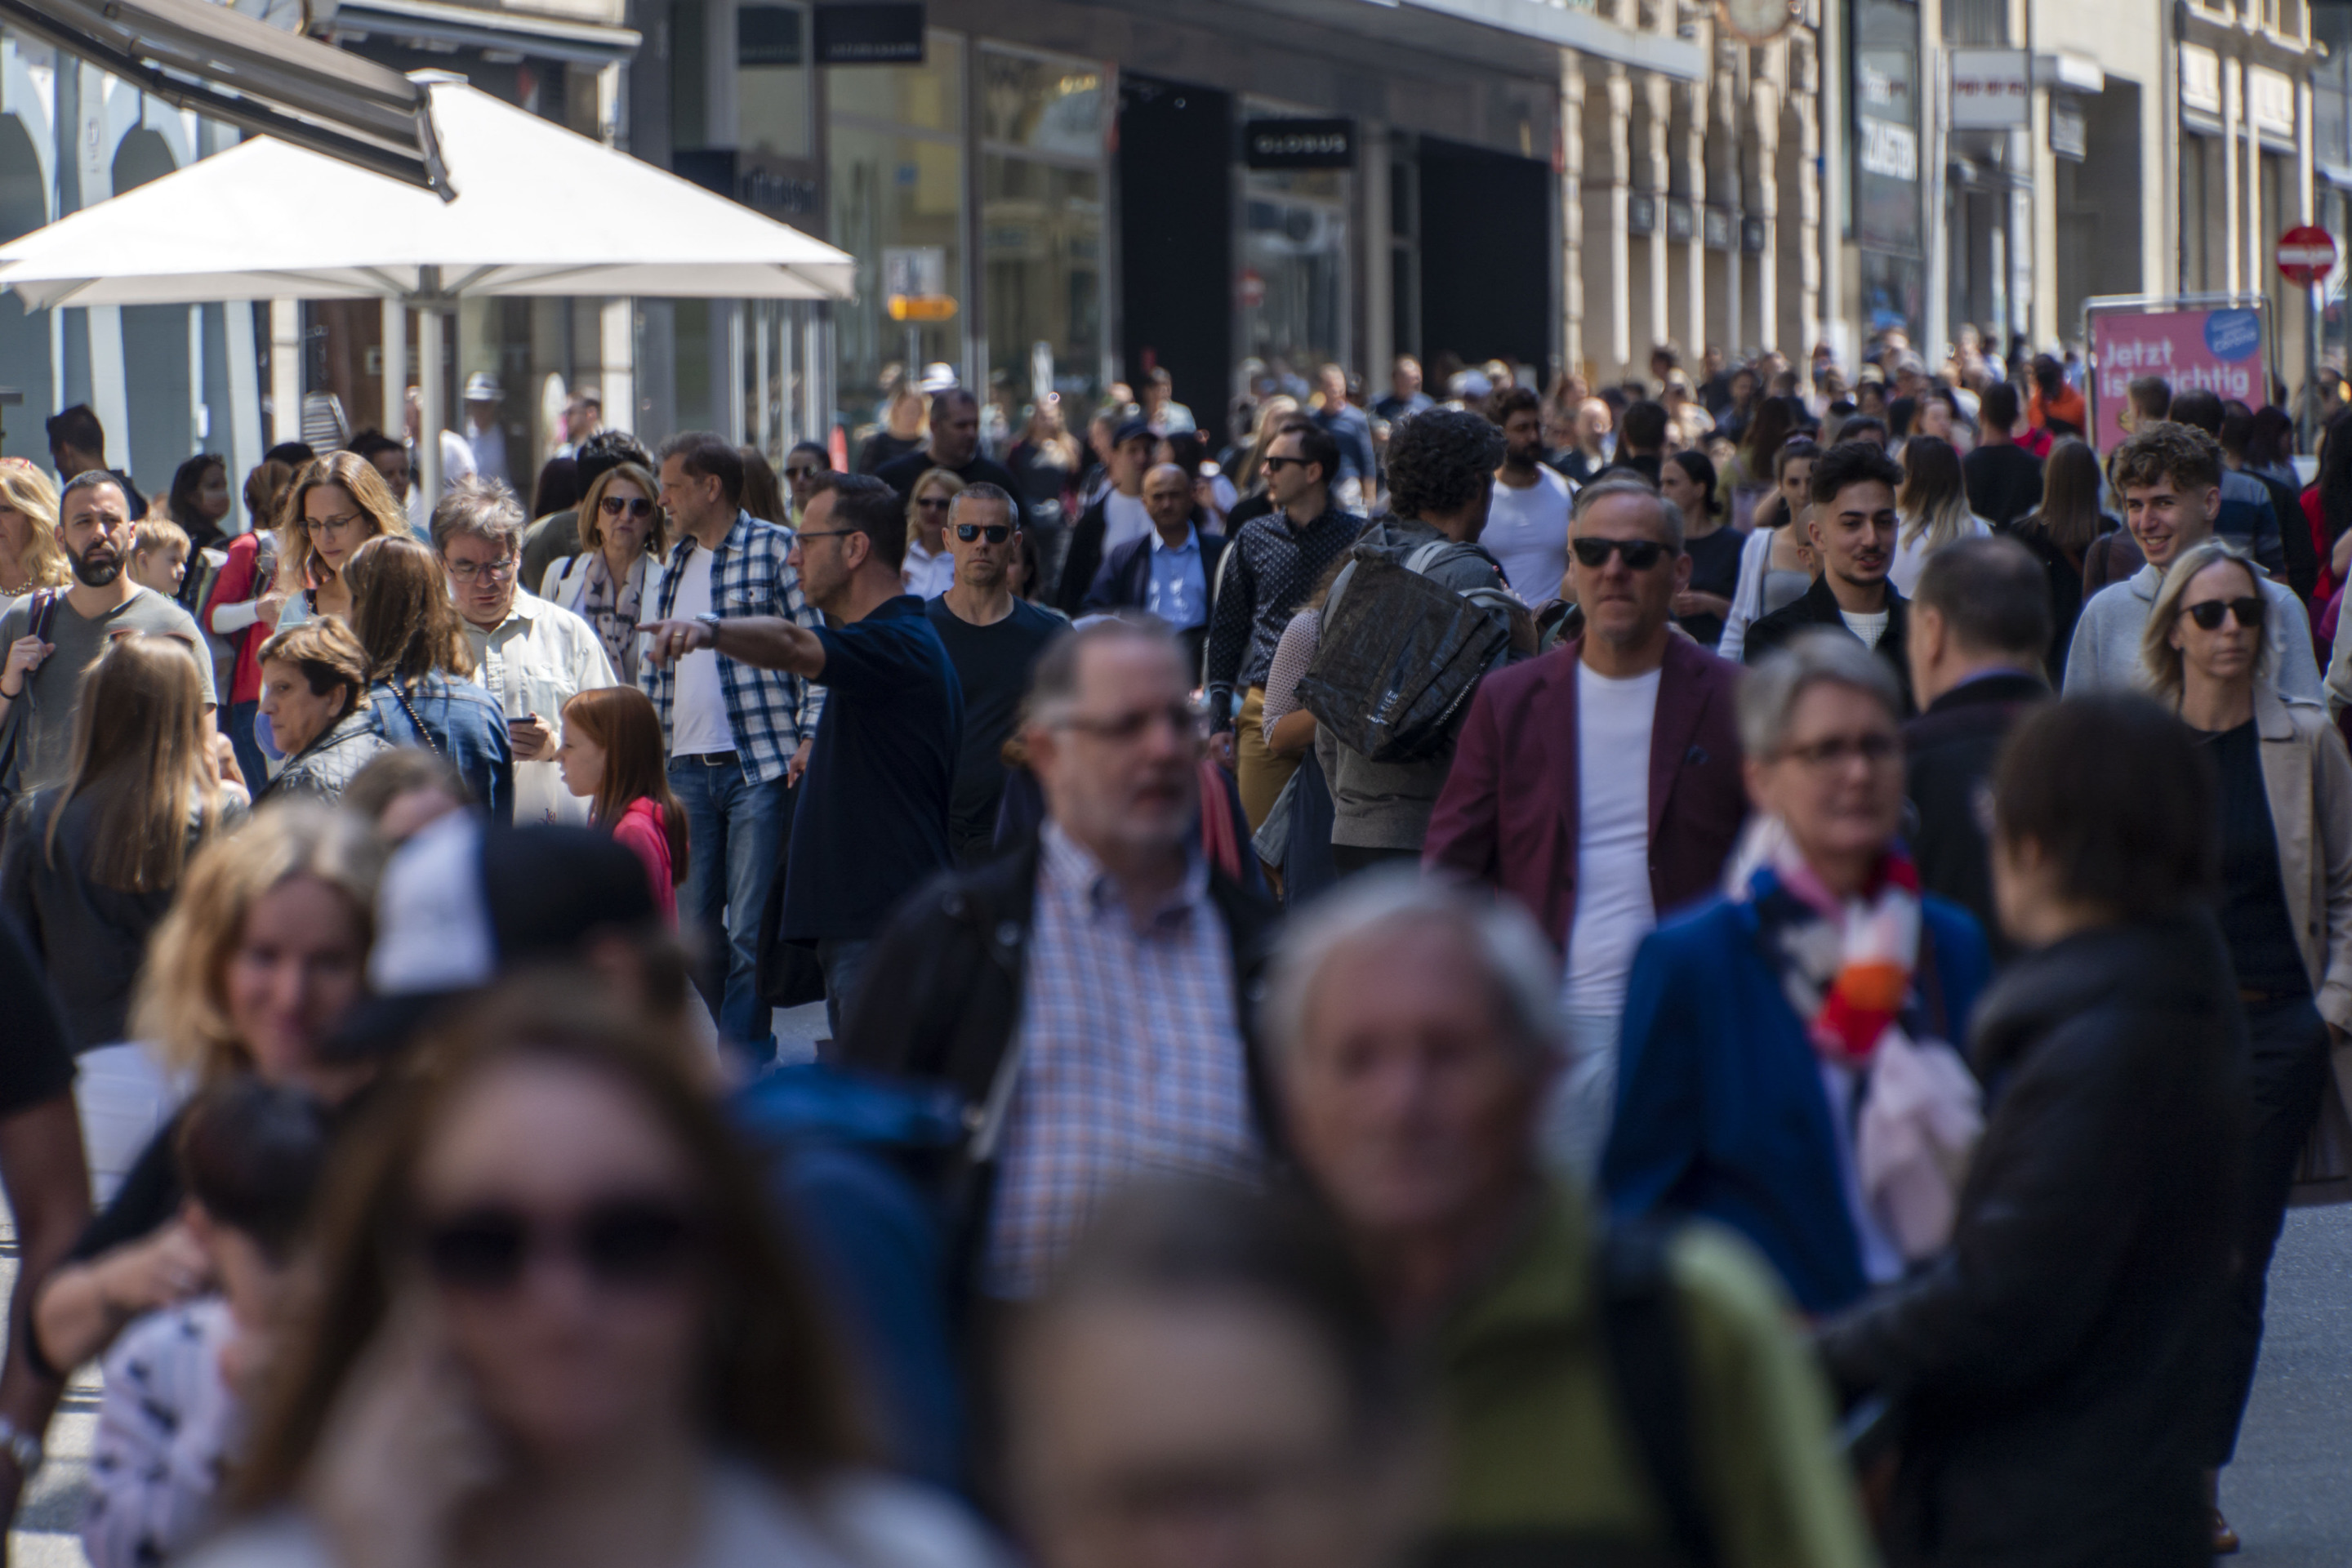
[[925, 483, 1067, 860], [1961, 381, 2044, 530], [875, 389, 1034, 533]]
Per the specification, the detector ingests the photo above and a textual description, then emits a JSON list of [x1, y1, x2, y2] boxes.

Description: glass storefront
[[979, 47, 1106, 407], [1239, 114, 1350, 393], [829, 32, 965, 440]]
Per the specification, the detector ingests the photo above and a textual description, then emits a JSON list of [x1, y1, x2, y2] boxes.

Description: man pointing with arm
[[645, 472, 964, 1036]]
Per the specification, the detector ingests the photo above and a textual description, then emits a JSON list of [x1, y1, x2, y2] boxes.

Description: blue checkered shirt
[[637, 510, 825, 784], [982, 823, 1260, 1298]]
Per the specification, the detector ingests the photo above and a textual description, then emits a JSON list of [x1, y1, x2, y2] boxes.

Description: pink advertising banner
[[2088, 306, 2266, 455]]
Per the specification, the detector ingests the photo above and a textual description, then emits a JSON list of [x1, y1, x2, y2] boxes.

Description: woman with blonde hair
[[2140, 537, 2352, 1544], [194, 982, 996, 1568], [272, 452, 406, 633], [1887, 435, 1990, 595], [29, 804, 384, 1385], [900, 467, 965, 598], [1, 630, 240, 1049], [1230, 394, 1301, 501], [540, 461, 666, 684], [0, 458, 70, 604], [345, 536, 513, 826]]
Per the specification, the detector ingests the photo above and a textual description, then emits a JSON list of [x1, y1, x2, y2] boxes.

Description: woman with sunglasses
[[2140, 538, 2352, 1540], [197, 984, 998, 1568], [900, 468, 964, 599], [1602, 631, 1991, 1315], [541, 462, 667, 686]]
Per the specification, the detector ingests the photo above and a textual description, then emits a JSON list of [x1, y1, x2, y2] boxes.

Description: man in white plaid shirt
[[640, 432, 825, 1060]]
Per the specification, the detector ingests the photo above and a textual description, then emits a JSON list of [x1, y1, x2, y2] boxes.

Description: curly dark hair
[[1386, 407, 1505, 520], [2108, 420, 2221, 496]]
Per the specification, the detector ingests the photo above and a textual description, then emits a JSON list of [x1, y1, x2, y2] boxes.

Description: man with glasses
[[926, 483, 1065, 862], [2067, 421, 2318, 700], [1425, 477, 1748, 1174], [1203, 416, 1361, 831], [1744, 442, 1917, 712], [637, 432, 826, 1062], [1078, 462, 1227, 673], [433, 479, 617, 827], [645, 472, 960, 1038], [840, 618, 1276, 1303], [0, 471, 215, 802]]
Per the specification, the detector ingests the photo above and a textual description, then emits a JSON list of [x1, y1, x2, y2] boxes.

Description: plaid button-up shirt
[[637, 510, 825, 784], [982, 823, 1260, 1299]]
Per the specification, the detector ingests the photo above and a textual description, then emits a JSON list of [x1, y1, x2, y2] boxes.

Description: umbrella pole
[[418, 302, 443, 515]]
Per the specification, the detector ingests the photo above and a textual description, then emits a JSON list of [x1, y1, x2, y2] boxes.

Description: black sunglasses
[[421, 1195, 704, 1294], [1570, 536, 1671, 571], [2184, 596, 2265, 631], [955, 523, 1012, 544], [785, 464, 822, 479], [1262, 455, 1312, 472], [915, 497, 954, 511], [599, 495, 655, 518]]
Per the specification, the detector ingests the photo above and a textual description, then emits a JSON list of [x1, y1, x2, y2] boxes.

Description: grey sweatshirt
[[2062, 562, 2320, 702]]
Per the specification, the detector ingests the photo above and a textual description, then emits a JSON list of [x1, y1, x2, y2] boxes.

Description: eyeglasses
[[915, 497, 954, 512], [599, 495, 655, 518], [305, 513, 366, 536], [1570, 536, 1671, 571], [955, 523, 1012, 544], [1780, 732, 1900, 768], [447, 556, 519, 584], [2183, 596, 2266, 631], [420, 1195, 704, 1295], [1054, 700, 1205, 744]]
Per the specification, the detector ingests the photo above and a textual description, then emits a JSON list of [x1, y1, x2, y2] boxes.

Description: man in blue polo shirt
[[645, 471, 963, 1034]]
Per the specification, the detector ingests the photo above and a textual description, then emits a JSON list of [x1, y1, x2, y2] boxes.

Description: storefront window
[[739, 4, 811, 162], [1241, 160, 1350, 385], [831, 33, 965, 438], [981, 47, 1105, 405]]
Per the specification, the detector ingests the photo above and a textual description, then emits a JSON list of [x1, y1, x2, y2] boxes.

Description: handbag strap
[[389, 681, 448, 760]]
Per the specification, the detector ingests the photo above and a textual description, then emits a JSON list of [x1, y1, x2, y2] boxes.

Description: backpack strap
[[1599, 1221, 1720, 1568]]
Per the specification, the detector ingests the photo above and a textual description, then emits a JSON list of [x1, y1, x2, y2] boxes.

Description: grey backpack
[[1296, 537, 1517, 765]]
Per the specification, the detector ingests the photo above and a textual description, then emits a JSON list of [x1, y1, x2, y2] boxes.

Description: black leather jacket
[[1816, 913, 2243, 1567], [261, 709, 392, 807]]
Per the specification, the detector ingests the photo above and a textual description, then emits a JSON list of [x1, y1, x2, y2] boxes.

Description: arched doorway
[[0, 114, 51, 461], [114, 127, 194, 500]]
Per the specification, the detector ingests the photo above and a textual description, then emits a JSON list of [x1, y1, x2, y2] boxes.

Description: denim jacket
[[368, 672, 515, 826]]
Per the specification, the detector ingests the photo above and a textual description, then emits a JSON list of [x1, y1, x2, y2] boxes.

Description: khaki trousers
[[1234, 686, 1298, 833]]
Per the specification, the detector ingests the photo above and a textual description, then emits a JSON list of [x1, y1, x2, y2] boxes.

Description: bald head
[[1143, 461, 1195, 540]]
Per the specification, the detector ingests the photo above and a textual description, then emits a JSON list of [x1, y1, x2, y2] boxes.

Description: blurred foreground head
[[1008, 1180, 1424, 1568]]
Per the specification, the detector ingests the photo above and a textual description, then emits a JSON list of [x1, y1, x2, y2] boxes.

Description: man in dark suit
[[1423, 475, 1748, 1173], [1744, 440, 1915, 712], [1080, 462, 1227, 672], [1902, 535, 2052, 960]]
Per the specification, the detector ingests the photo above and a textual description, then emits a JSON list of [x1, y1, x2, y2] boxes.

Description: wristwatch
[[693, 612, 722, 635], [0, 1416, 42, 1477]]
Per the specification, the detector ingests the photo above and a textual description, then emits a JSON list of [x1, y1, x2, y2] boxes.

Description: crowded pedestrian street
[[2, 0, 2352, 1561]]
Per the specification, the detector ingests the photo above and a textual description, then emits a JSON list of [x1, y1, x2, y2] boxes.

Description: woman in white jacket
[[540, 461, 666, 686]]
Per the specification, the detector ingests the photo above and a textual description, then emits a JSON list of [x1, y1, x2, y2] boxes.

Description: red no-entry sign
[[2278, 225, 2338, 287]]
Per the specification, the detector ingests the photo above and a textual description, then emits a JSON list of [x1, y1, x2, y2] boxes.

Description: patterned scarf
[[578, 552, 644, 684], [1744, 838, 1926, 1068]]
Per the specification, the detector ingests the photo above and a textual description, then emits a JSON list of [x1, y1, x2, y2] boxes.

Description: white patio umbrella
[[0, 73, 856, 499]]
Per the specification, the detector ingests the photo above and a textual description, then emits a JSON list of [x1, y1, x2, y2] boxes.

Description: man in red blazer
[[1424, 476, 1748, 1172]]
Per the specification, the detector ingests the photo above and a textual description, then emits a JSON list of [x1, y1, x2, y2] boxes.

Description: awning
[[0, 0, 448, 192], [326, 0, 640, 66]]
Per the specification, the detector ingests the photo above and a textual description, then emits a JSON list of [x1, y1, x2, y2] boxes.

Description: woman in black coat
[[1816, 694, 2242, 1568]]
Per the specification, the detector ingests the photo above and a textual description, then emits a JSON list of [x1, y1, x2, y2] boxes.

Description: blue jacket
[[368, 673, 516, 826], [1601, 889, 1992, 1314]]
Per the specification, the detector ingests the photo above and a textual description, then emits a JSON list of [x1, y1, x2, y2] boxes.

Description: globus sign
[[2088, 306, 2265, 455]]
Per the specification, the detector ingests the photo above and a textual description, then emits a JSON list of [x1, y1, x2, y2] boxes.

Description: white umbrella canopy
[[0, 75, 855, 308], [0, 74, 855, 497]]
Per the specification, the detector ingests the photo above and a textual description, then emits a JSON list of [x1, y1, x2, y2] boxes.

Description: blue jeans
[[817, 937, 875, 1042], [669, 756, 790, 1063]]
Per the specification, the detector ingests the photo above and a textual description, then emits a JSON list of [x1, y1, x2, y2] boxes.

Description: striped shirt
[[982, 822, 1259, 1298], [637, 510, 826, 784]]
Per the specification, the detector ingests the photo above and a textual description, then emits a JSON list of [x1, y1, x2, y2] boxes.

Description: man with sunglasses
[[1426, 476, 1748, 1174], [928, 484, 1066, 861], [2065, 421, 2318, 700], [646, 473, 961, 1038], [434, 479, 617, 828], [1744, 442, 1916, 713], [1204, 417, 1361, 830], [1078, 462, 1228, 673]]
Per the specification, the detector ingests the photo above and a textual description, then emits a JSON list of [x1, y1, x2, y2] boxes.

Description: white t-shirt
[[667, 547, 737, 757], [1482, 464, 1575, 601], [1560, 663, 1663, 1014], [1102, 488, 1153, 555], [1840, 608, 1891, 650]]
